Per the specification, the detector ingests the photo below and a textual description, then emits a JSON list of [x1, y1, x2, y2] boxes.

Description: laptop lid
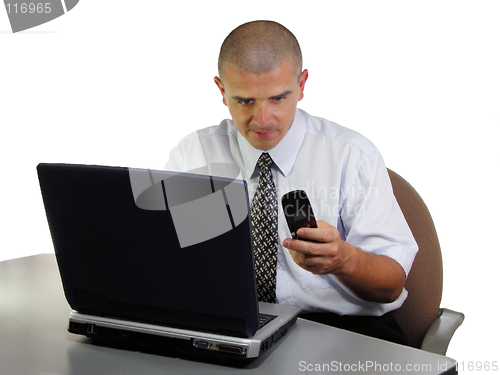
[[37, 163, 262, 338]]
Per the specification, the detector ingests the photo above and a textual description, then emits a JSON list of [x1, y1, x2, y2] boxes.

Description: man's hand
[[282, 221, 355, 275], [282, 220, 406, 303]]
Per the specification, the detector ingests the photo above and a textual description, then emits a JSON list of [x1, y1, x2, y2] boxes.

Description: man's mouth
[[252, 129, 275, 139]]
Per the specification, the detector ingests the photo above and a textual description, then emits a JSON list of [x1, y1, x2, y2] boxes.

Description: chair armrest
[[420, 308, 465, 355]]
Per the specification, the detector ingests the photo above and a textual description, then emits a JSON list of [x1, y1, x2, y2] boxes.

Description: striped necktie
[[250, 153, 278, 303]]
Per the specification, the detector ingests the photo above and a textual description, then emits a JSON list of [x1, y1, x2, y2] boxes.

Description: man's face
[[215, 61, 308, 151]]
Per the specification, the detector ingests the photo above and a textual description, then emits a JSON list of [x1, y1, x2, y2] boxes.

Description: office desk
[[1, 254, 458, 374]]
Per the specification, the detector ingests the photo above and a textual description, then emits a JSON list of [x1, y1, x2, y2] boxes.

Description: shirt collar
[[237, 108, 306, 179]]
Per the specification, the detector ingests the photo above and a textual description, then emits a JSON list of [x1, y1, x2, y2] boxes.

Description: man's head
[[217, 20, 303, 82], [215, 21, 308, 151]]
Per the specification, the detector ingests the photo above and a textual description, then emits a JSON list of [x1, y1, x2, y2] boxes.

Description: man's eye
[[272, 96, 286, 103], [238, 99, 254, 105]]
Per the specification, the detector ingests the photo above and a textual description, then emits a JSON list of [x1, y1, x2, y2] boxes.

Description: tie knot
[[257, 153, 273, 170]]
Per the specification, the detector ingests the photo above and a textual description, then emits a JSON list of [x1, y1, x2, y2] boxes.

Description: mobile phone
[[281, 190, 317, 240]]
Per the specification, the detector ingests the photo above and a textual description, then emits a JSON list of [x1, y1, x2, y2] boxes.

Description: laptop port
[[261, 340, 269, 352], [86, 324, 96, 335], [217, 344, 245, 355], [193, 340, 209, 349]]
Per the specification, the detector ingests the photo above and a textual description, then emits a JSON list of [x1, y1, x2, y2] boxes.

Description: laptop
[[37, 163, 300, 359]]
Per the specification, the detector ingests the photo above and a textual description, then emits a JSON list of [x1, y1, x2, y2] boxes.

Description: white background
[[1, 0, 499, 371]]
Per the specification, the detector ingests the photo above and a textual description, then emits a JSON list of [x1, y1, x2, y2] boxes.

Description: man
[[165, 21, 418, 345]]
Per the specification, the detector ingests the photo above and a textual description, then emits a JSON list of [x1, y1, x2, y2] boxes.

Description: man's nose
[[252, 102, 272, 127]]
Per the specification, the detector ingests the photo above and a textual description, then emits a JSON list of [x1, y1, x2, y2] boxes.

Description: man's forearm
[[335, 241, 406, 303], [283, 221, 407, 304]]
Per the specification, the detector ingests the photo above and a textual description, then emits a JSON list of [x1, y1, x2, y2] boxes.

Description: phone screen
[[281, 190, 317, 239]]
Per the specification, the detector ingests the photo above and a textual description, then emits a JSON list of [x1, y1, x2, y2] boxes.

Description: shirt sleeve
[[164, 131, 212, 173], [339, 149, 418, 276], [164, 146, 184, 172]]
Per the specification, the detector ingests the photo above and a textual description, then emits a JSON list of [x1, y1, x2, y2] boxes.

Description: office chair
[[388, 169, 464, 355]]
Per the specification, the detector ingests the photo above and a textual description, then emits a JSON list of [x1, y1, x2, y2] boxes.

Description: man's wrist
[[333, 240, 359, 277]]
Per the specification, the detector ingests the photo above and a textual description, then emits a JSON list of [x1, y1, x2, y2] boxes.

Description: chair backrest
[[387, 169, 443, 348]]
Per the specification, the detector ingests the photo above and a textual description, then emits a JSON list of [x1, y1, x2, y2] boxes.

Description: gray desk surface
[[1, 254, 458, 374]]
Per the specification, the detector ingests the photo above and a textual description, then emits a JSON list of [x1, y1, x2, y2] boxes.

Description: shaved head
[[217, 21, 303, 83]]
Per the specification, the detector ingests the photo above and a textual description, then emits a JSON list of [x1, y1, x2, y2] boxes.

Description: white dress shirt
[[165, 108, 418, 316]]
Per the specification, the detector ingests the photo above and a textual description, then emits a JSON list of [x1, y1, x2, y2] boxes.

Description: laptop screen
[[37, 163, 260, 337]]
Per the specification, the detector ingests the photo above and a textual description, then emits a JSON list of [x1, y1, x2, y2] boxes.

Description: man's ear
[[298, 69, 309, 102], [214, 77, 227, 106]]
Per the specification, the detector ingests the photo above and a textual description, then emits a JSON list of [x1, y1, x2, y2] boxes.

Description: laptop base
[[68, 303, 299, 360]]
